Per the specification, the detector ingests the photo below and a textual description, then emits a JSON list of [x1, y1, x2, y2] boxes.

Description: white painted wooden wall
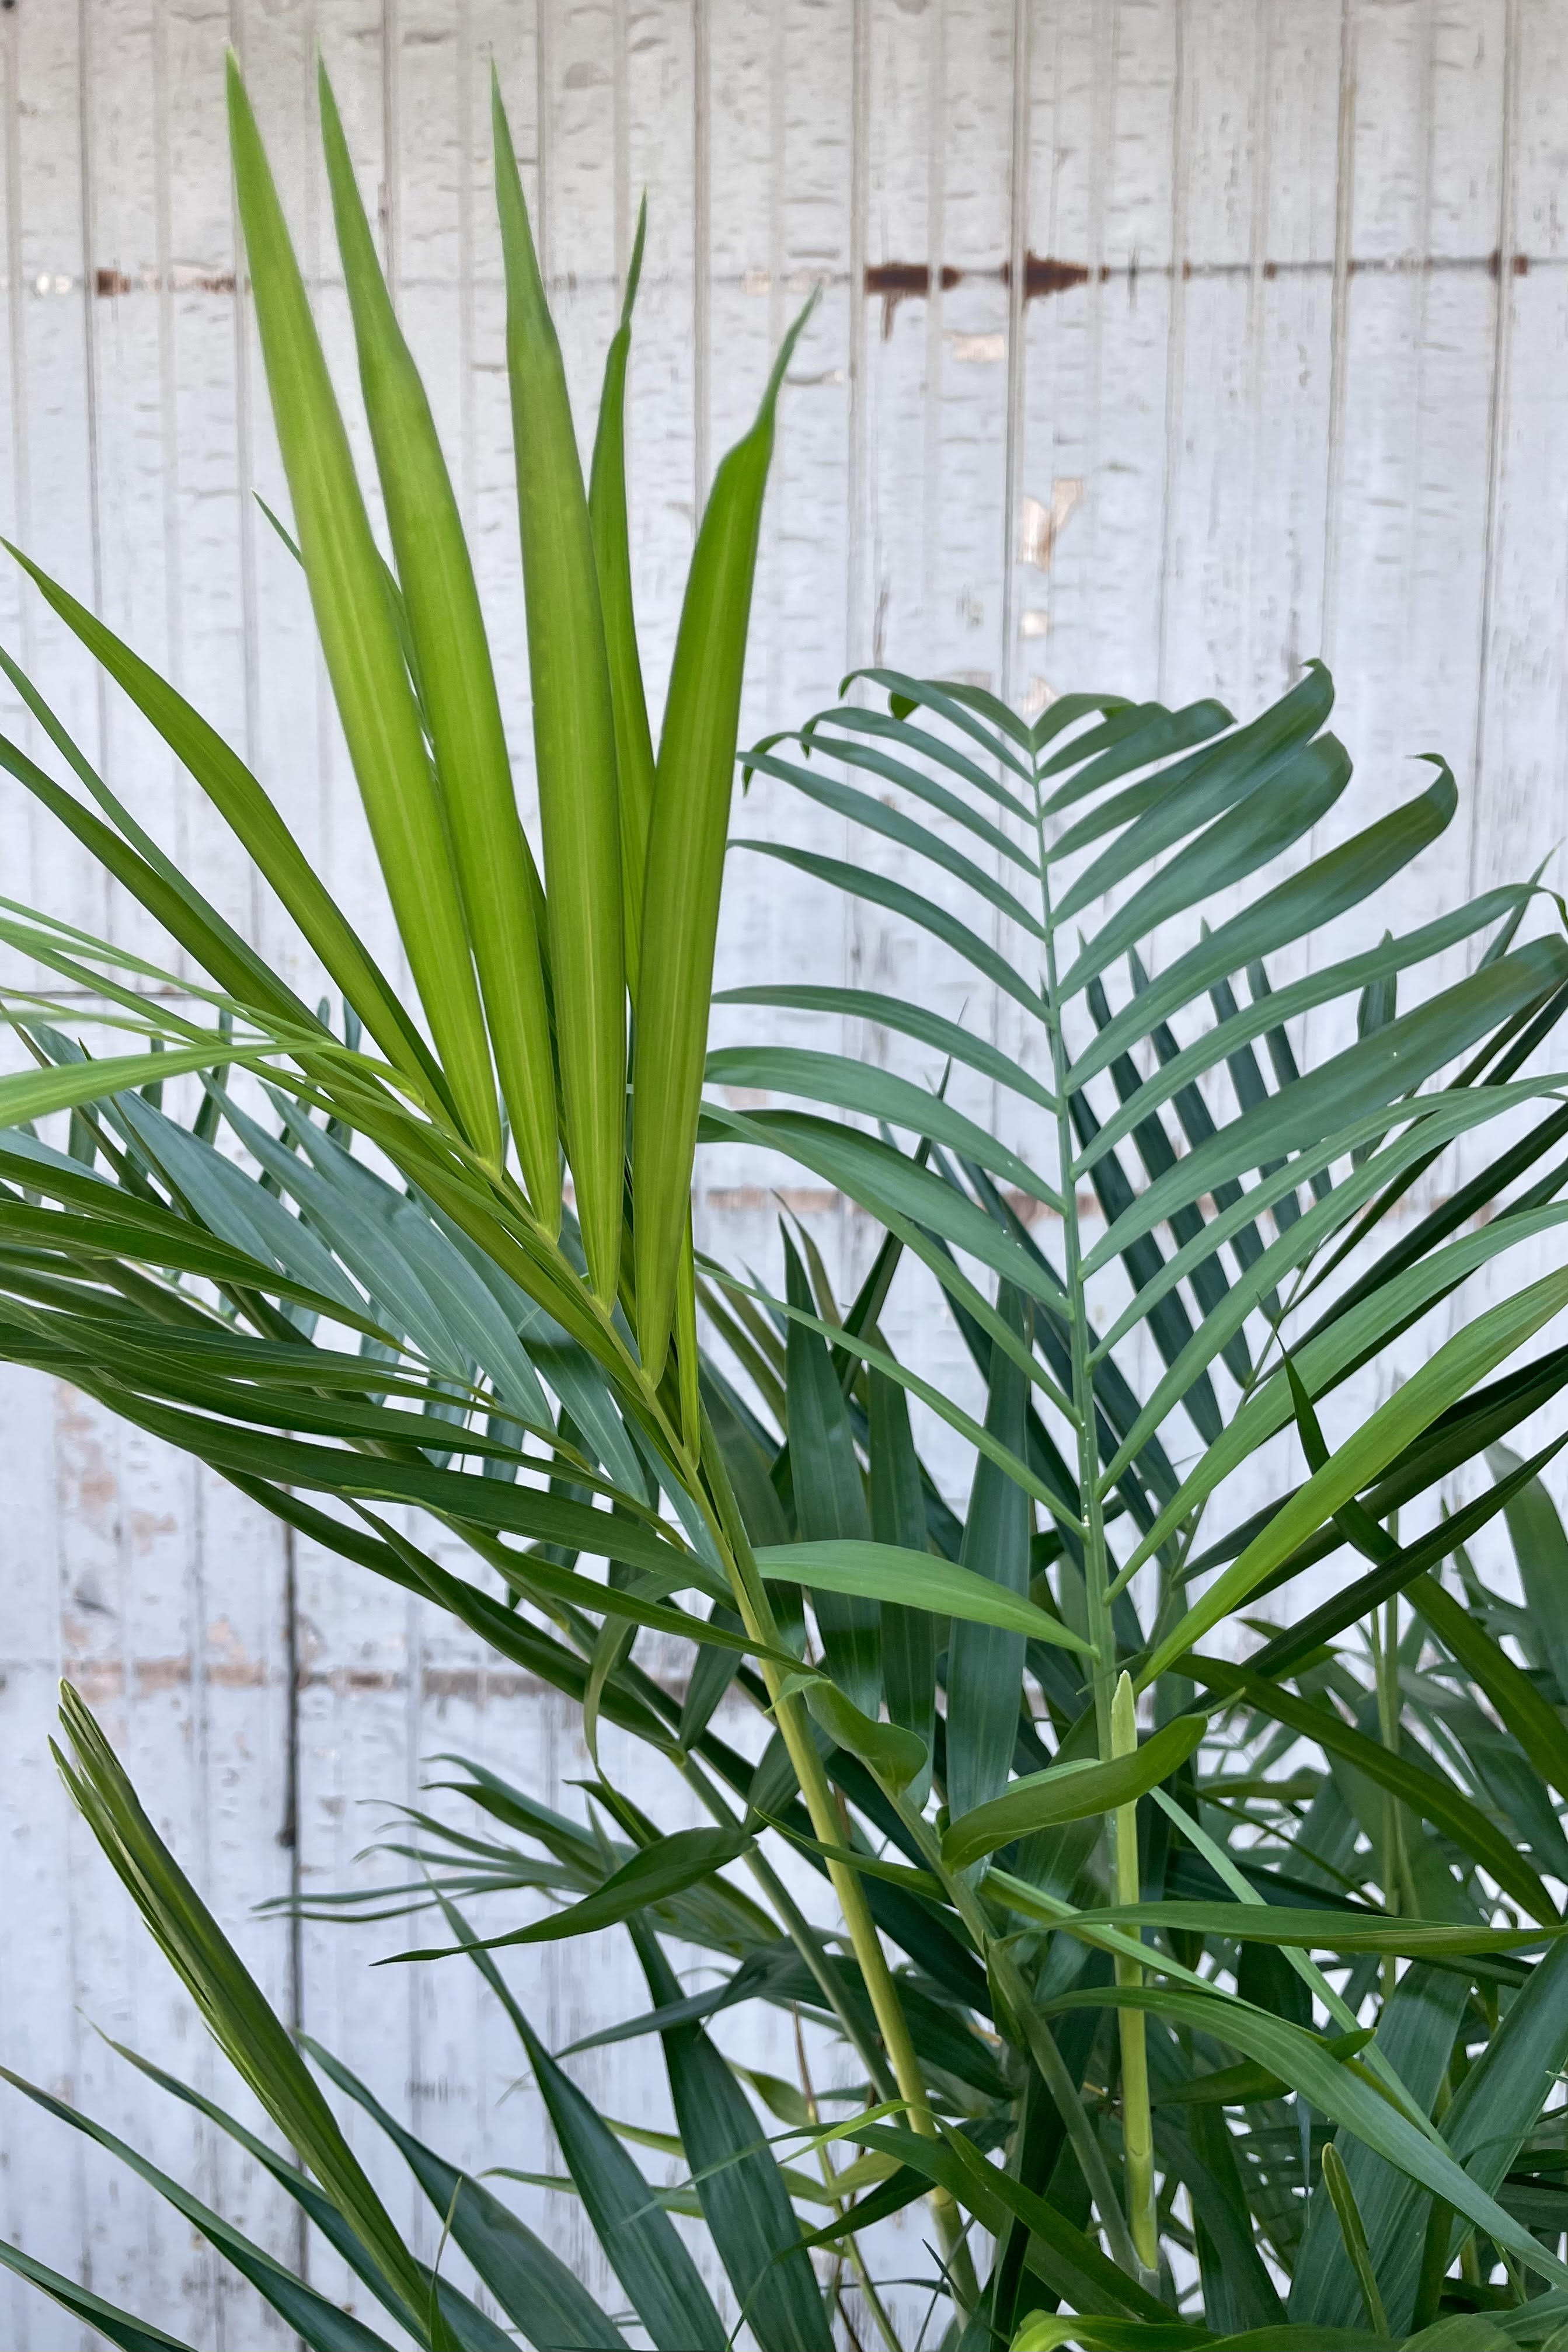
[[4, 1, 1568, 2344]]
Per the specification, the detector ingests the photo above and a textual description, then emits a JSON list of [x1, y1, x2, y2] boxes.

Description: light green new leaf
[[588, 197, 657, 995], [319, 65, 559, 1227], [227, 58, 498, 1156], [492, 72, 624, 1300], [1, 551, 444, 1109], [632, 295, 814, 1383]]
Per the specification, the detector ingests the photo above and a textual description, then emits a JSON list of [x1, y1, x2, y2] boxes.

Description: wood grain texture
[[4, 2, 1568, 2341]]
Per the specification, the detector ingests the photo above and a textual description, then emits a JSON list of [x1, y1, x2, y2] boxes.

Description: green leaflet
[[705, 1044, 1062, 1211], [493, 72, 625, 1301], [632, 1924, 834, 2352], [1187, 1658, 1556, 1923], [779, 1229, 879, 1709], [53, 1685, 430, 2322], [308, 2037, 629, 2350], [0, 711, 316, 1035], [705, 1103, 1082, 1359], [838, 2118, 1170, 2323], [1051, 661, 1334, 904], [869, 1366, 938, 1803], [397, 1825, 750, 1959], [0, 2240, 198, 2352], [715, 981, 1059, 1110], [93, 2037, 513, 2351], [1059, 734, 1353, 998], [0, 1036, 278, 1130], [1044, 1981, 1568, 2295], [1083, 939, 1568, 1266], [703, 1260, 1081, 1523], [801, 1679, 929, 1790], [744, 744, 1047, 936], [227, 61, 497, 1155], [1493, 1438, 1568, 1705], [319, 65, 559, 1228], [1319, 2143, 1389, 2340], [942, 1715, 1206, 1870], [1394, 1936, 1568, 2322], [632, 297, 814, 1383], [1137, 1261, 1568, 1672], [0, 2068, 400, 2352], [588, 197, 657, 995], [1062, 1901, 1568, 1958], [1, 554, 446, 1110], [757, 1541, 1089, 1649], [1409, 1567, 1568, 1803], [946, 1283, 1035, 1823], [437, 1893, 726, 2352]]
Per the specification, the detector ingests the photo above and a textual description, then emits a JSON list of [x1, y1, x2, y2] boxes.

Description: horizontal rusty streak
[[1006, 253, 1094, 298], [864, 259, 964, 298], [57, 1658, 726, 1709], [93, 266, 236, 297], [702, 1183, 844, 1215], [65, 1653, 266, 1702], [39, 249, 1541, 311], [865, 248, 1535, 323]]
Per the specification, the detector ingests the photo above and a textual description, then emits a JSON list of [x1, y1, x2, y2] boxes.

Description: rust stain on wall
[[93, 266, 237, 297], [869, 248, 1536, 325], [866, 253, 1092, 337], [865, 259, 961, 336]]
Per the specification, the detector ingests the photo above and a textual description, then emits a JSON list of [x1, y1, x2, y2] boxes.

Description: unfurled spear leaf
[[226, 58, 499, 1161], [318, 65, 560, 1231], [493, 72, 625, 1303], [588, 197, 657, 997], [632, 292, 816, 1385]]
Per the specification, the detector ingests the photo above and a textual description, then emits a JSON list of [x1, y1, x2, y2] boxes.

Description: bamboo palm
[[4, 50, 1568, 2352]]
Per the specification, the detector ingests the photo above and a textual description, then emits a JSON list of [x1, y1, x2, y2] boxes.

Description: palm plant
[[4, 48, 1568, 2352]]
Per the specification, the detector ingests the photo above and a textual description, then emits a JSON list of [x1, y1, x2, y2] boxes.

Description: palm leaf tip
[[226, 53, 500, 1162], [317, 59, 560, 1229], [630, 290, 816, 1386], [492, 67, 625, 1301], [590, 191, 657, 1002]]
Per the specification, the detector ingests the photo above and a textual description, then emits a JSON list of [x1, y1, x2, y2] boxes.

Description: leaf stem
[[1110, 1672, 1159, 2283], [694, 1407, 979, 2319], [1030, 756, 1116, 1741], [879, 1781, 1148, 2284]]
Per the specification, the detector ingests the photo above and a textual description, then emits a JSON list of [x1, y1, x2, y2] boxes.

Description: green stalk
[[1030, 745, 1155, 2282], [694, 1409, 979, 2318], [1372, 1591, 1413, 2002], [1111, 1671, 1159, 2281], [675, 1751, 900, 2106], [881, 1778, 1145, 2281], [1030, 756, 1110, 1740]]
